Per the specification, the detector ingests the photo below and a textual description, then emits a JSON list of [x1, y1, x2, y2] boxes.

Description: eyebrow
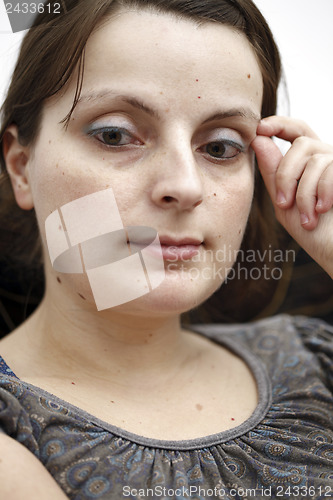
[[76, 91, 260, 123], [76, 91, 160, 119], [202, 108, 261, 124]]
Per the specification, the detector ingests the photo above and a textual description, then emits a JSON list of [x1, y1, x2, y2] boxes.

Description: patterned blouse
[[0, 314, 333, 500]]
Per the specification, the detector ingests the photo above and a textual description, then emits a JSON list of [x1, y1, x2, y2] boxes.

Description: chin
[[49, 261, 223, 318], [100, 270, 222, 317]]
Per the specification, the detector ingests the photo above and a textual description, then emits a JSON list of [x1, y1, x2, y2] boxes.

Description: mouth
[[158, 236, 203, 261], [125, 228, 204, 261]]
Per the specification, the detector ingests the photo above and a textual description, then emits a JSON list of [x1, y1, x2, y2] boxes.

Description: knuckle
[[295, 190, 306, 206], [293, 136, 308, 148], [318, 177, 331, 186], [275, 169, 289, 184], [318, 178, 333, 194], [295, 119, 316, 138], [297, 119, 308, 130], [320, 161, 333, 177], [311, 153, 324, 163]]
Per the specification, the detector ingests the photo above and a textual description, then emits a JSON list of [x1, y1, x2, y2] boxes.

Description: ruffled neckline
[[0, 327, 272, 450]]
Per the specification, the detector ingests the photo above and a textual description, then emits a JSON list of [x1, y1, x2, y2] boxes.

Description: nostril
[[163, 196, 174, 203]]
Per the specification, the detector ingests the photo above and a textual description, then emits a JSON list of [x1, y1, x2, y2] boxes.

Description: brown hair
[[0, 0, 282, 325]]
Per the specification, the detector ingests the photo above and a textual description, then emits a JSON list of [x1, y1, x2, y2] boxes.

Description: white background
[[0, 0, 332, 143]]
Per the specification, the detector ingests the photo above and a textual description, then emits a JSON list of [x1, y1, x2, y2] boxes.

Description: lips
[[126, 231, 203, 261], [158, 236, 203, 261]]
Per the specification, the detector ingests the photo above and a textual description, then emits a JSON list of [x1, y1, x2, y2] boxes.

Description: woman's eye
[[203, 140, 243, 160], [88, 127, 140, 147]]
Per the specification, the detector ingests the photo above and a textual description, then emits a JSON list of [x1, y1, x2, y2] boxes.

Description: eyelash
[[87, 126, 244, 162], [87, 126, 141, 148], [199, 139, 244, 162]]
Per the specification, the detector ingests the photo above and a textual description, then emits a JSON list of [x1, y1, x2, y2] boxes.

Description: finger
[[316, 162, 333, 213], [257, 116, 320, 142], [294, 155, 329, 230], [251, 135, 283, 202], [273, 137, 321, 208]]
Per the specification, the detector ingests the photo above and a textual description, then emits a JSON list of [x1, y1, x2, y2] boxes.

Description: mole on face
[[56, 277, 61, 284]]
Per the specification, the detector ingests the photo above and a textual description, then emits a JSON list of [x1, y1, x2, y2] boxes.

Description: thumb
[[251, 135, 283, 201]]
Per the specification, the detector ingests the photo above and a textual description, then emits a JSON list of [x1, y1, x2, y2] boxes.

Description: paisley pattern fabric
[[0, 314, 333, 499]]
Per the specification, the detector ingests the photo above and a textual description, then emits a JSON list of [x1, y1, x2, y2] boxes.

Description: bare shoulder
[[0, 434, 68, 499]]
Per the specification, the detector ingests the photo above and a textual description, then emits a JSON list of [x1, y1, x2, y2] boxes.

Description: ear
[[2, 125, 34, 210]]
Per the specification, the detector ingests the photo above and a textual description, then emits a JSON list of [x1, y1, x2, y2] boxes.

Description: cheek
[[219, 165, 254, 213], [234, 180, 255, 226], [213, 171, 255, 246], [28, 150, 111, 239]]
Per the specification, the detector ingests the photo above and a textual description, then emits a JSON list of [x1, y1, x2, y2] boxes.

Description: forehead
[[52, 9, 263, 122]]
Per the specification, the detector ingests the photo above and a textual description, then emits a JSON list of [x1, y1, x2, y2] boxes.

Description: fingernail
[[276, 190, 287, 205], [300, 213, 310, 225]]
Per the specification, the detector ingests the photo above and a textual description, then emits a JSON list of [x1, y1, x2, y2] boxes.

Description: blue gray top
[[0, 314, 332, 499]]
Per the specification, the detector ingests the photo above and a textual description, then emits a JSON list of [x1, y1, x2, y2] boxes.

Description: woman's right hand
[[252, 116, 333, 278]]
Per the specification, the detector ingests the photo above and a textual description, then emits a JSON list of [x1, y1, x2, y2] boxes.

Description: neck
[[21, 288, 193, 385]]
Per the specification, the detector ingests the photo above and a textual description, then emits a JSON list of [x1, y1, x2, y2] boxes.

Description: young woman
[[0, 0, 332, 498]]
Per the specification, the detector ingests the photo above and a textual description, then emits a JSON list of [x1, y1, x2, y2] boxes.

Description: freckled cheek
[[30, 149, 101, 204], [221, 173, 254, 213], [28, 151, 131, 247], [224, 198, 253, 232], [29, 166, 81, 240], [213, 178, 254, 243]]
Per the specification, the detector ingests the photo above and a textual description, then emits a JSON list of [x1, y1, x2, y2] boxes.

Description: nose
[[151, 147, 204, 211]]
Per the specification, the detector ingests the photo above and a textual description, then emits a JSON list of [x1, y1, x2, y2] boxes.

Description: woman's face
[[24, 9, 263, 315]]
